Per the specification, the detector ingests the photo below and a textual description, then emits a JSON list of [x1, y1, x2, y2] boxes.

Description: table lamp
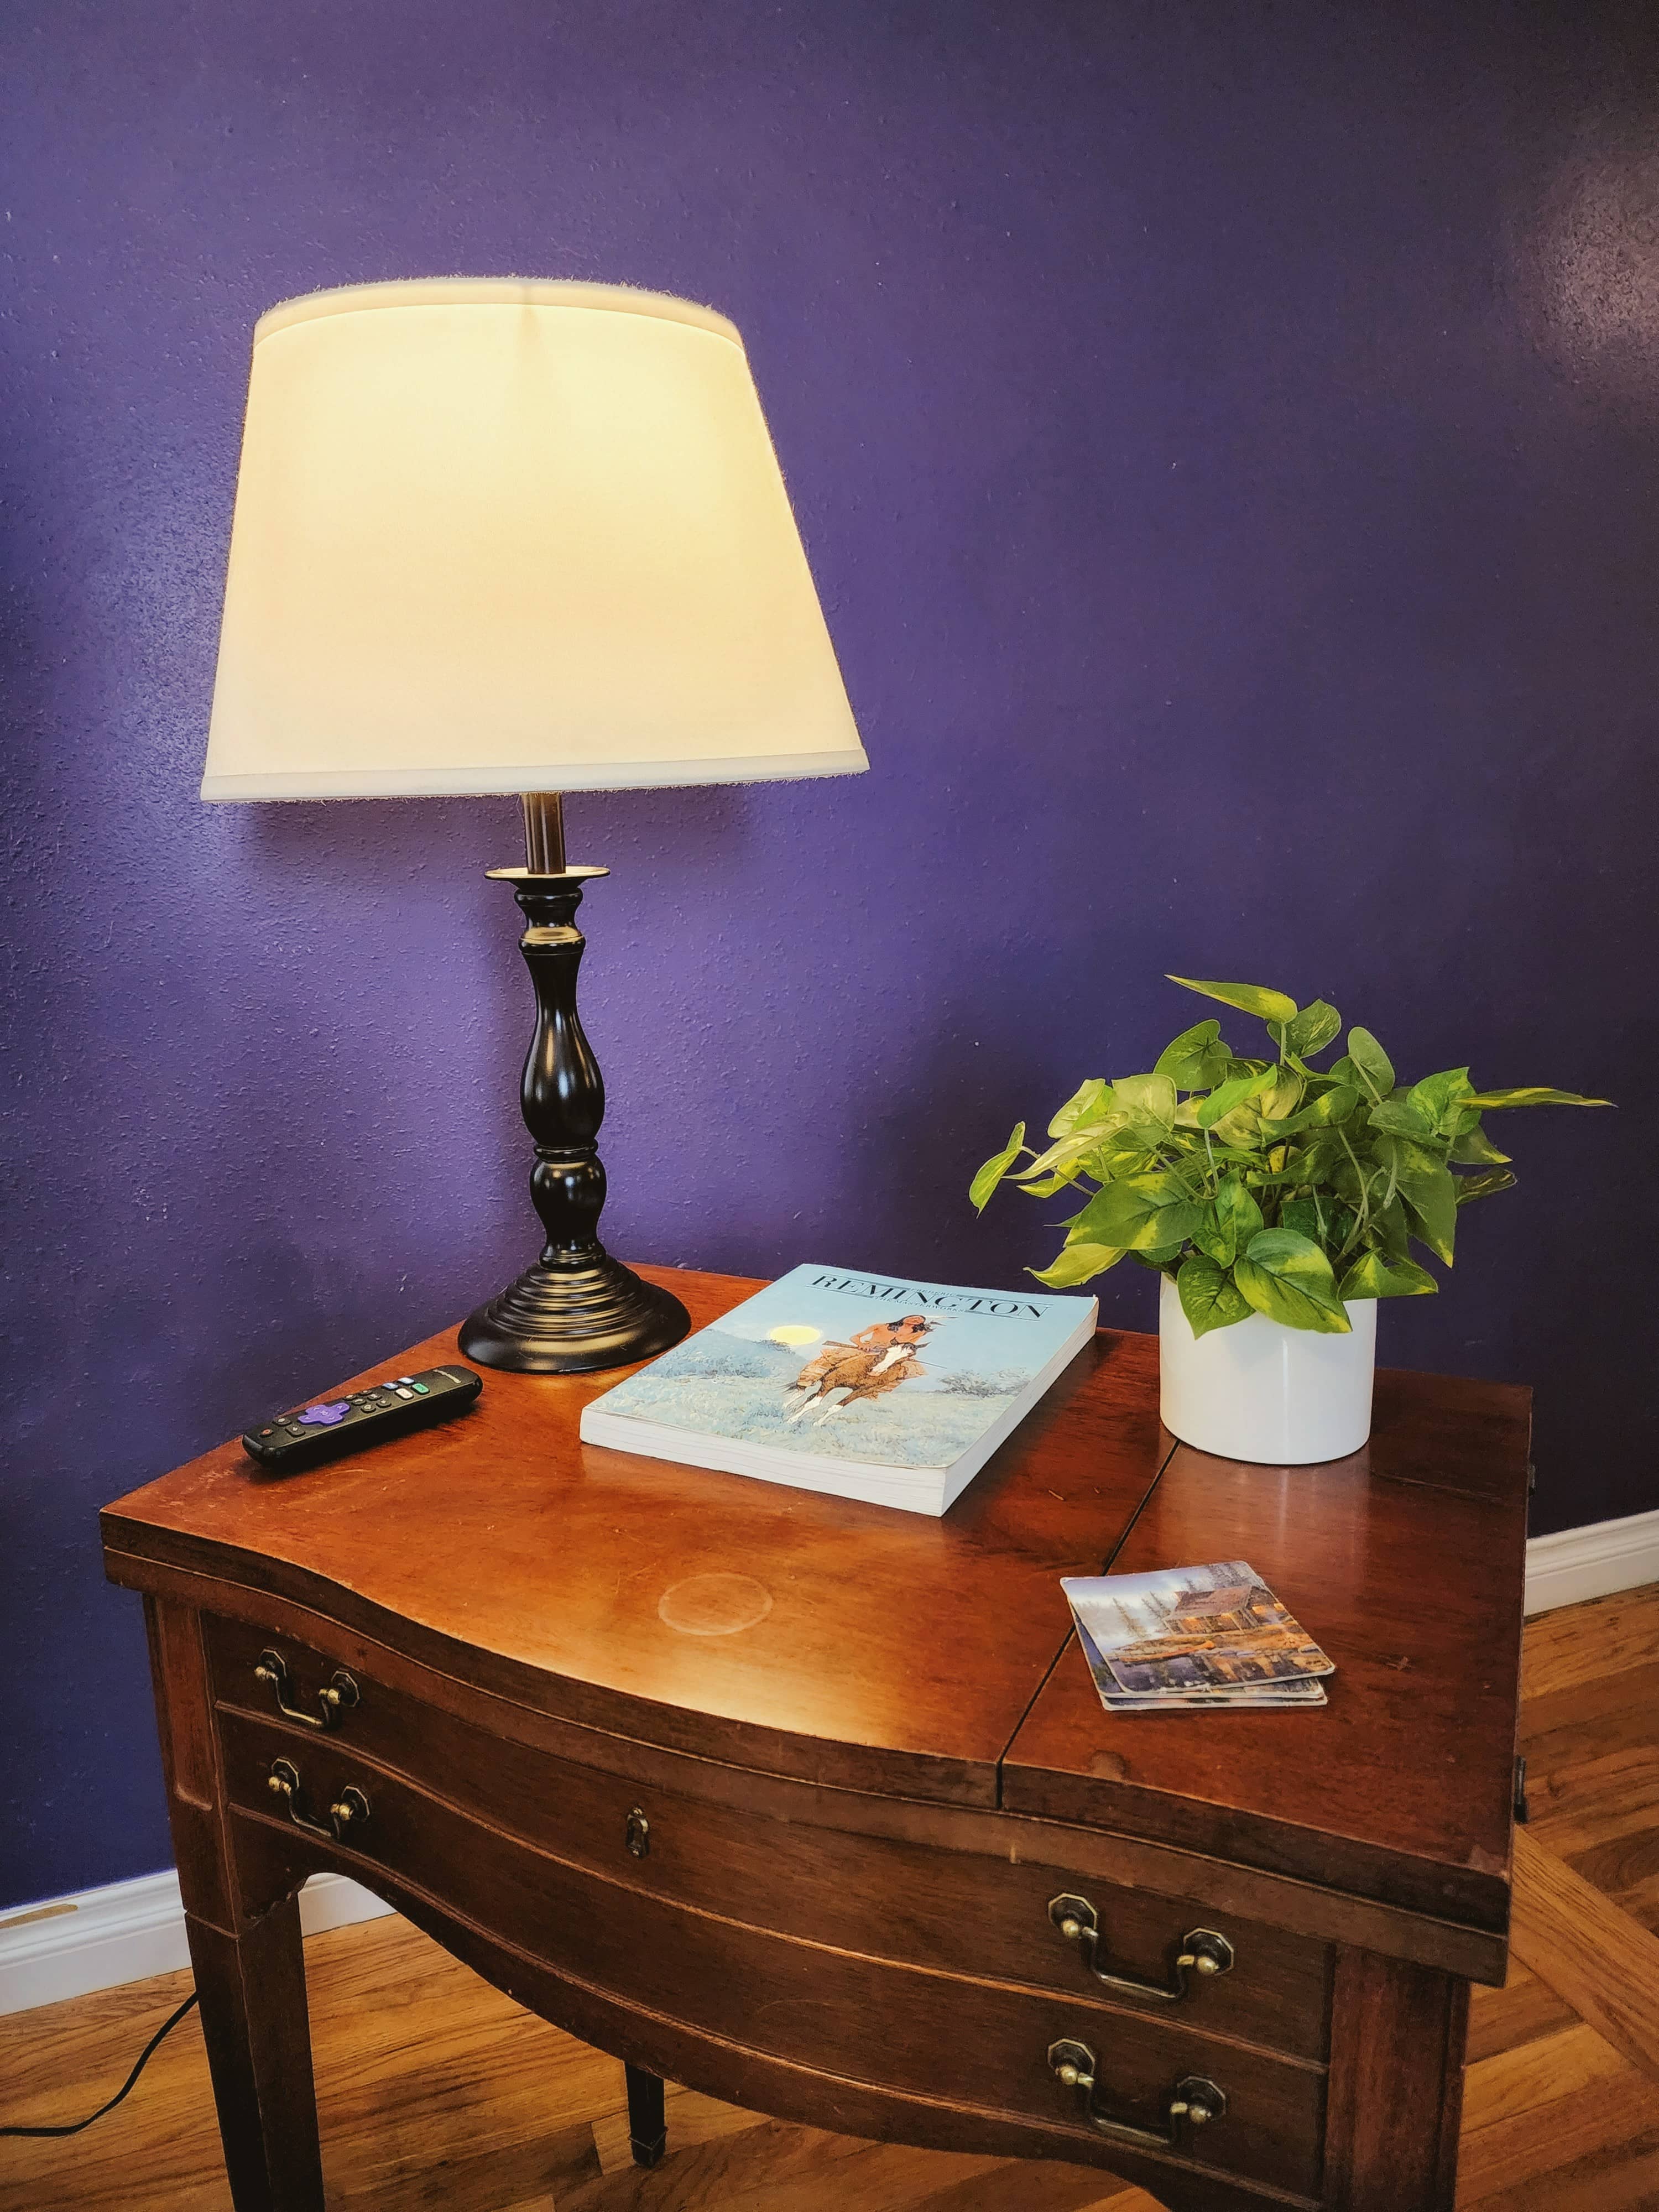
[[201, 278, 868, 1373]]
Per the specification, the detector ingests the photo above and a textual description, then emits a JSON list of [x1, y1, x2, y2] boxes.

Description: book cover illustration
[[1062, 1561, 1334, 1696], [586, 1264, 1094, 1470]]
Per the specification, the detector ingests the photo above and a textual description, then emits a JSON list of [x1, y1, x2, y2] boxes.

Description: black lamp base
[[460, 1251, 690, 1375], [462, 805, 693, 1378]]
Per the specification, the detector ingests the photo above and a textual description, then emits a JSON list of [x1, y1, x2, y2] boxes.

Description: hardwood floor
[[3, 1584, 1656, 2212], [1456, 1583, 1659, 2210]]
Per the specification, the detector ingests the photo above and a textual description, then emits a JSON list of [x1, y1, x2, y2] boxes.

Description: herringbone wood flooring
[[3, 1584, 1656, 2211]]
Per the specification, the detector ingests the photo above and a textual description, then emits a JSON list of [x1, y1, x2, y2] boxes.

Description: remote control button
[[412, 1383, 430, 1394], [259, 1427, 274, 1437], [395, 1387, 415, 1400], [296, 1400, 351, 1428]]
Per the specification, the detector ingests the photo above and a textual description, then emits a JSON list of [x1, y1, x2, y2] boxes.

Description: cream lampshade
[[202, 278, 868, 799], [203, 278, 868, 1373]]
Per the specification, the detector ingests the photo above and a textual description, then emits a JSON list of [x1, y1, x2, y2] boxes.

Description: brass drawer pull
[[1049, 2037, 1226, 2150], [1049, 1893, 1233, 2002], [267, 1757, 371, 1844], [254, 1648, 359, 1732]]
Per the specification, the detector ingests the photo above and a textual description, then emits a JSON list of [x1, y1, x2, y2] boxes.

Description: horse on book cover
[[784, 1314, 938, 1425]]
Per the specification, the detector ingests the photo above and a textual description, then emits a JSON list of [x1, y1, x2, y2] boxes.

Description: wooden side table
[[101, 1267, 1531, 2212]]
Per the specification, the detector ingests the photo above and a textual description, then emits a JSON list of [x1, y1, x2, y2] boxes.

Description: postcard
[[1077, 1623, 1327, 1709], [1063, 1560, 1334, 1699]]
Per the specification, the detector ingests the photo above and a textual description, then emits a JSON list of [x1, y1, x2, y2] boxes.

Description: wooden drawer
[[220, 1707, 1326, 2201], [207, 1615, 1331, 2059]]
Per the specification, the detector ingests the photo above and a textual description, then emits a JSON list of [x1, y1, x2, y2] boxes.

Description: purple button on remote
[[296, 1400, 351, 1427]]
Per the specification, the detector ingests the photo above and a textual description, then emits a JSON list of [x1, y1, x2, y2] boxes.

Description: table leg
[[185, 1900, 327, 2212], [625, 2061, 667, 2169], [1324, 1948, 1469, 2211], [142, 1598, 326, 2212]]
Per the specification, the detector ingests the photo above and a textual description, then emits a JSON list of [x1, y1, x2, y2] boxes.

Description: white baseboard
[[3, 1507, 1655, 2018], [0, 1867, 392, 2018], [1525, 1505, 1659, 1617]]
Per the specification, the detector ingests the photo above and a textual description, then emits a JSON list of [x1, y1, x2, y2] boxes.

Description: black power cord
[[0, 1990, 199, 2138]]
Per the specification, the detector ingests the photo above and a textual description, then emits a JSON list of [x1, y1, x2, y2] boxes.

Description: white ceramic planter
[[1159, 1274, 1377, 1464]]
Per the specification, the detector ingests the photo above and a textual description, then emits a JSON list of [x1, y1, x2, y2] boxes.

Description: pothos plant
[[971, 977, 1609, 1338]]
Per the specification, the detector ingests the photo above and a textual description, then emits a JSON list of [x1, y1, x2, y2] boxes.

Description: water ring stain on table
[[657, 1573, 775, 1635]]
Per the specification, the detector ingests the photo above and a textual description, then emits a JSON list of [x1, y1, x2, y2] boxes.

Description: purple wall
[[3, 2, 1655, 1910]]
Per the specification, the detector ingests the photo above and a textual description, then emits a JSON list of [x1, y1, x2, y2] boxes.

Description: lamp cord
[[0, 1990, 199, 2138]]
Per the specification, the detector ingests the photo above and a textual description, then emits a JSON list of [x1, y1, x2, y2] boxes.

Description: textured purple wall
[[3, 3, 1655, 1909]]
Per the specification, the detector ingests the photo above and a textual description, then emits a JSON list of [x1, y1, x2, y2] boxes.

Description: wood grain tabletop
[[102, 1267, 1173, 1807]]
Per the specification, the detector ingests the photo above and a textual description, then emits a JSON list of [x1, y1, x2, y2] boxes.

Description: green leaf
[[1338, 1250, 1439, 1300], [1047, 1079, 1111, 1139], [1207, 1109, 1271, 1152], [1086, 1139, 1160, 1181], [1284, 999, 1342, 1057], [1297, 1126, 1352, 1178], [1345, 1027, 1395, 1102], [1130, 1243, 1187, 1273], [1167, 975, 1300, 1025], [1371, 1194, 1411, 1260], [1110, 1073, 1177, 1130], [1280, 1194, 1343, 1250], [1160, 1125, 1206, 1156], [1375, 1134, 1458, 1263], [1156, 1018, 1220, 1063], [1192, 1175, 1264, 1267], [1367, 1096, 1436, 1141], [1196, 1065, 1276, 1130], [1071, 1173, 1206, 1252], [1261, 1083, 1359, 1138], [1258, 1070, 1305, 1123], [1154, 1019, 1233, 1091], [1407, 1067, 1473, 1135], [1327, 1199, 1359, 1253], [1016, 1169, 1086, 1198], [970, 1124, 1025, 1213], [1448, 1112, 1511, 1166], [1453, 1167, 1518, 1206], [1462, 1087, 1613, 1110], [1234, 1229, 1352, 1333], [1328, 1147, 1368, 1205], [1011, 1132, 1098, 1183], [1177, 1255, 1253, 1338], [1030, 1243, 1123, 1288], [1246, 1157, 1328, 1189], [1191, 1210, 1227, 1264], [1404, 1171, 1458, 1264], [1218, 1175, 1266, 1245]]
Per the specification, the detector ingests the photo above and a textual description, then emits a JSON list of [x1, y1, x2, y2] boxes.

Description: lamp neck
[[521, 792, 566, 873]]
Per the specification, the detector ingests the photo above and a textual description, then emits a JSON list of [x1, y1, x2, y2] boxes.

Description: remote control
[[241, 1365, 483, 1474]]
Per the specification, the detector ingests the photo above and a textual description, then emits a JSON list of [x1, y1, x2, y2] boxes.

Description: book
[[1063, 1561, 1333, 1713], [577, 1263, 1098, 1514]]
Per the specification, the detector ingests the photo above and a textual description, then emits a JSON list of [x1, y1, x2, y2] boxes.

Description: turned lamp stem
[[456, 794, 690, 1374], [521, 791, 566, 873]]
